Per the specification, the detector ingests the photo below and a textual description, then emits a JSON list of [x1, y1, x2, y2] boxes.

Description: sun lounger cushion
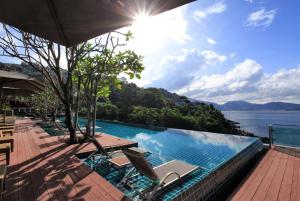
[[123, 148, 199, 186], [123, 148, 158, 180], [153, 160, 198, 186], [109, 156, 131, 168]]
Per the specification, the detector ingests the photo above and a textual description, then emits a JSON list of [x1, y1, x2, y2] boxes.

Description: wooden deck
[[75, 133, 138, 155], [229, 149, 300, 201], [0, 119, 137, 201]]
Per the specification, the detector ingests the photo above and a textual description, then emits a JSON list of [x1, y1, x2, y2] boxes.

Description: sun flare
[[128, 9, 189, 54], [130, 12, 164, 53]]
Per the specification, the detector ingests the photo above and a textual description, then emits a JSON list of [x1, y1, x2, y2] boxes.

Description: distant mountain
[[197, 100, 300, 111]]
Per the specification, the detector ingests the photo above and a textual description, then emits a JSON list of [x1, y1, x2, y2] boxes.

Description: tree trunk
[[40, 112, 47, 121], [65, 103, 77, 143], [92, 77, 98, 136], [51, 111, 56, 122], [74, 76, 81, 132]]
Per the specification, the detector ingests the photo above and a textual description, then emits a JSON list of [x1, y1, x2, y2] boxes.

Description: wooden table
[[0, 129, 14, 137], [0, 136, 14, 152], [0, 144, 10, 165]]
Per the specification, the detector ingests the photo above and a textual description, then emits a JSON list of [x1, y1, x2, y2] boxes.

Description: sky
[[124, 0, 300, 104], [1, 0, 300, 104]]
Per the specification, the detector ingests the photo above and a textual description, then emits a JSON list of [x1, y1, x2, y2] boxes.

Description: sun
[[133, 12, 151, 27], [129, 12, 165, 53], [128, 9, 188, 54]]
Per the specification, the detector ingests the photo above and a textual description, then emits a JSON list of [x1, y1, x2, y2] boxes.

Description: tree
[[137, 89, 167, 108], [97, 103, 119, 120], [75, 37, 144, 137], [0, 25, 141, 143], [110, 82, 140, 119], [19, 85, 62, 121], [128, 106, 161, 125]]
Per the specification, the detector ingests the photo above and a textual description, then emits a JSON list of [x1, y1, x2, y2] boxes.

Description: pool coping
[[273, 145, 300, 158], [172, 138, 263, 201]]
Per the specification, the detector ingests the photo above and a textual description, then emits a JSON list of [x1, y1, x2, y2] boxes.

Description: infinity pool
[[78, 119, 263, 200]]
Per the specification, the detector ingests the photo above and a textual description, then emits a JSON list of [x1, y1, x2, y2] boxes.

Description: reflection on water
[[78, 118, 257, 171], [182, 129, 255, 152]]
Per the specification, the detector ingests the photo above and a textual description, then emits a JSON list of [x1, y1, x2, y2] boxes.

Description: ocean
[[222, 111, 300, 137]]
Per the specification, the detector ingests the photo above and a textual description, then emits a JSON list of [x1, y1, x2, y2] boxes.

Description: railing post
[[268, 124, 273, 149]]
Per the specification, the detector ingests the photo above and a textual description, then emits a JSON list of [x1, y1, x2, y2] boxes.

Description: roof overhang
[[0, 0, 195, 47], [0, 70, 45, 94]]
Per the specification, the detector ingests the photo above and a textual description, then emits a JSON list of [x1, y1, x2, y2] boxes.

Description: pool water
[[78, 119, 261, 200]]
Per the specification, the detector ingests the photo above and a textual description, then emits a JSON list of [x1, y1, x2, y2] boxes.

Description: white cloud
[[194, 2, 227, 22], [230, 53, 237, 58], [207, 37, 217, 45], [245, 0, 254, 3], [246, 8, 277, 28], [201, 50, 227, 65], [185, 130, 252, 151], [140, 49, 227, 91], [173, 58, 300, 104], [177, 59, 263, 99], [259, 67, 300, 102]]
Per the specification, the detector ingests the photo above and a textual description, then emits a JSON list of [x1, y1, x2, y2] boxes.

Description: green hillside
[[95, 82, 250, 135], [0, 62, 251, 136]]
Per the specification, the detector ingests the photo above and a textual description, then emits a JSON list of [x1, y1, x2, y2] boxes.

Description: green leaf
[[129, 73, 134, 79], [136, 74, 141, 79]]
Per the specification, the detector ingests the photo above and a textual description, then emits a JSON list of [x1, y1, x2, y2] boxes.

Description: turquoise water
[[79, 119, 257, 170], [223, 111, 300, 137], [78, 119, 260, 200], [272, 125, 300, 148]]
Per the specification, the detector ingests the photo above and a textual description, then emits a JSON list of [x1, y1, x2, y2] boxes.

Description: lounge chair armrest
[[160, 171, 182, 185]]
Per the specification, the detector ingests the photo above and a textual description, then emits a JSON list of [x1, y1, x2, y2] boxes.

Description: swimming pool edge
[[172, 139, 264, 201]]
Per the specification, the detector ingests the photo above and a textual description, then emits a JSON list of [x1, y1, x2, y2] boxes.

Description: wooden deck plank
[[231, 150, 279, 201], [17, 128, 34, 201], [243, 151, 282, 201], [18, 132, 35, 201], [230, 150, 300, 201], [25, 129, 52, 201], [290, 157, 300, 201], [36, 129, 97, 201], [43, 128, 125, 201], [263, 152, 288, 201], [30, 127, 71, 201], [3, 125, 19, 201], [38, 123, 126, 201], [2, 119, 128, 201], [276, 155, 295, 201]]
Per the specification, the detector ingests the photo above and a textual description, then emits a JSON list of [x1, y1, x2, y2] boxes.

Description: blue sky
[[1, 0, 300, 104], [126, 0, 300, 104]]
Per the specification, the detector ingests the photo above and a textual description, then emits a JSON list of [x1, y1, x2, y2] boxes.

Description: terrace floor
[[0, 119, 137, 201], [229, 149, 300, 201]]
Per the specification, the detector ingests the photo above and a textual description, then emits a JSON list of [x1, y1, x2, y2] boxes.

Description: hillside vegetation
[[92, 82, 248, 135], [0, 62, 248, 136]]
